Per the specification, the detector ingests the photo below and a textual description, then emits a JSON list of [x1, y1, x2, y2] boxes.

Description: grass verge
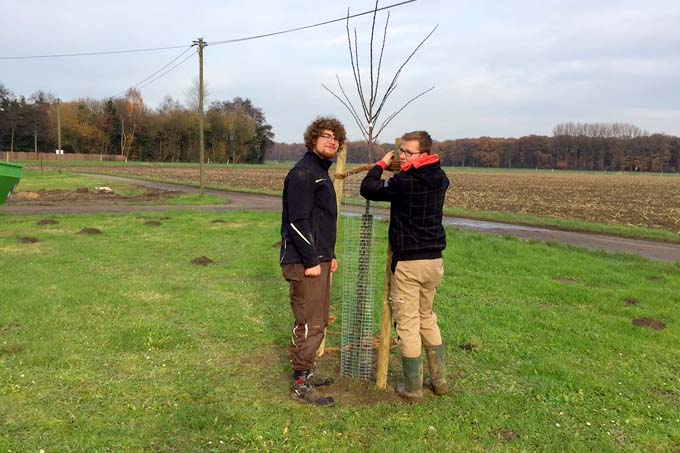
[[443, 207, 680, 244]]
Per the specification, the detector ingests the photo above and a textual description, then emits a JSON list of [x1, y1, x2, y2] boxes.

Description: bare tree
[[323, 0, 437, 153], [185, 77, 210, 111]]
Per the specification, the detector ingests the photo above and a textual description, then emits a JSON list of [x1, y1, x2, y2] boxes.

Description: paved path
[[3, 173, 679, 262]]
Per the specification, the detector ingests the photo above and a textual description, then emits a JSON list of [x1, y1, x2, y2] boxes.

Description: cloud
[[2, 0, 680, 142]]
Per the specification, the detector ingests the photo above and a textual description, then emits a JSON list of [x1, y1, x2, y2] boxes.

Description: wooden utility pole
[[56, 99, 62, 154], [195, 38, 206, 196]]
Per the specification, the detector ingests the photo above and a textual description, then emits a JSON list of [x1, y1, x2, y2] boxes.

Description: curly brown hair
[[401, 130, 433, 154], [304, 117, 347, 149]]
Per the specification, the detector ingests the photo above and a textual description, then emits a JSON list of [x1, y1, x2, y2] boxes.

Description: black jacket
[[280, 151, 337, 268], [360, 156, 449, 267]]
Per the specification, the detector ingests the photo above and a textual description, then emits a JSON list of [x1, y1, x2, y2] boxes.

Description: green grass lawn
[[1, 210, 679, 451]]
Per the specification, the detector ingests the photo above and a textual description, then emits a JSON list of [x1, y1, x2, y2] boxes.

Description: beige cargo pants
[[390, 258, 444, 358]]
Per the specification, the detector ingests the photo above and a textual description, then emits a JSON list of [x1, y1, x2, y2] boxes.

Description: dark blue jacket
[[280, 151, 337, 268], [360, 156, 448, 268]]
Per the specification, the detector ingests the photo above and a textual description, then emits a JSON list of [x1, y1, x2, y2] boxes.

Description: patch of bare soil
[[649, 387, 679, 403], [78, 228, 102, 235], [245, 346, 403, 407], [495, 429, 519, 442], [0, 343, 24, 356], [36, 218, 59, 225], [144, 220, 162, 226], [623, 297, 640, 305], [553, 277, 578, 285], [460, 341, 479, 352], [47, 165, 680, 232], [633, 318, 666, 330], [191, 256, 214, 266], [0, 321, 21, 332], [18, 236, 39, 244], [8, 188, 176, 206]]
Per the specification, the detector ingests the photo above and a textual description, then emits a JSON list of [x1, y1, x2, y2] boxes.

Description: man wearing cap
[[280, 117, 346, 406], [360, 130, 449, 402]]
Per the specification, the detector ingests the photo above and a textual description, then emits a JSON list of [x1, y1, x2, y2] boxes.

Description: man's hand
[[330, 258, 338, 273], [381, 151, 395, 166], [304, 264, 321, 277]]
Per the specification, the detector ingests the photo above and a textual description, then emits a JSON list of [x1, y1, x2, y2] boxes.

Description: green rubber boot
[[424, 344, 448, 396], [395, 356, 423, 402]]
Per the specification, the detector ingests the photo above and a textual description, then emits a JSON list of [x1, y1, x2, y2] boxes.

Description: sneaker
[[291, 382, 335, 407], [306, 372, 334, 387]]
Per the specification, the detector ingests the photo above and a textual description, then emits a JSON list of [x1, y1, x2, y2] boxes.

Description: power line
[[110, 45, 195, 98], [136, 50, 195, 91], [114, 49, 195, 98], [0, 0, 416, 60], [3, 1, 418, 99], [0, 44, 189, 60], [209, 0, 416, 46]]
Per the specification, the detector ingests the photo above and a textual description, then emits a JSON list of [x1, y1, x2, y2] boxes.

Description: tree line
[[3, 81, 679, 171], [433, 123, 679, 172], [0, 82, 274, 163], [269, 122, 680, 172]]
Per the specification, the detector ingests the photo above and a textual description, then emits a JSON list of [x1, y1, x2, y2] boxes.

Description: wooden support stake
[[376, 138, 401, 390], [316, 144, 347, 358]]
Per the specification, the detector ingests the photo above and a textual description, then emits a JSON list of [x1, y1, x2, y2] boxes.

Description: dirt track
[[2, 174, 679, 262]]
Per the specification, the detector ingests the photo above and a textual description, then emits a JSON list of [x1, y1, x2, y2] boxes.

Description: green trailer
[[0, 162, 23, 205]]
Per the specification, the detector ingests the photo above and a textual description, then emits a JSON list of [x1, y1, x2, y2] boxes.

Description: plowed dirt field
[[52, 165, 679, 233]]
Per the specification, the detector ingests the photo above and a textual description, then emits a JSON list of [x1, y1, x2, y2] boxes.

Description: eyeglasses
[[318, 133, 339, 142], [398, 147, 422, 157]]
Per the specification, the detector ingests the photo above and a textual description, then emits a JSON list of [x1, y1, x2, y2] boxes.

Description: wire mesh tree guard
[[338, 168, 378, 379]]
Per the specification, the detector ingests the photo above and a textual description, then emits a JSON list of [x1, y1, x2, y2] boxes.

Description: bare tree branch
[[321, 84, 369, 142], [353, 27, 369, 121], [336, 75, 366, 133], [345, 9, 367, 120], [375, 86, 435, 139], [373, 82, 398, 123], [368, 0, 379, 110], [374, 24, 438, 122], [371, 11, 390, 112]]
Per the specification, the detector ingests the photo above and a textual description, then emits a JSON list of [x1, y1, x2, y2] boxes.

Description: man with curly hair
[[280, 117, 346, 406]]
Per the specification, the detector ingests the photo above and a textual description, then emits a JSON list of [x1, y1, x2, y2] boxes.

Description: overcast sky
[[2, 0, 679, 143]]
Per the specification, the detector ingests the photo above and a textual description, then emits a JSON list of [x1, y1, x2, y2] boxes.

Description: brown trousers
[[282, 261, 332, 372], [390, 258, 444, 358]]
